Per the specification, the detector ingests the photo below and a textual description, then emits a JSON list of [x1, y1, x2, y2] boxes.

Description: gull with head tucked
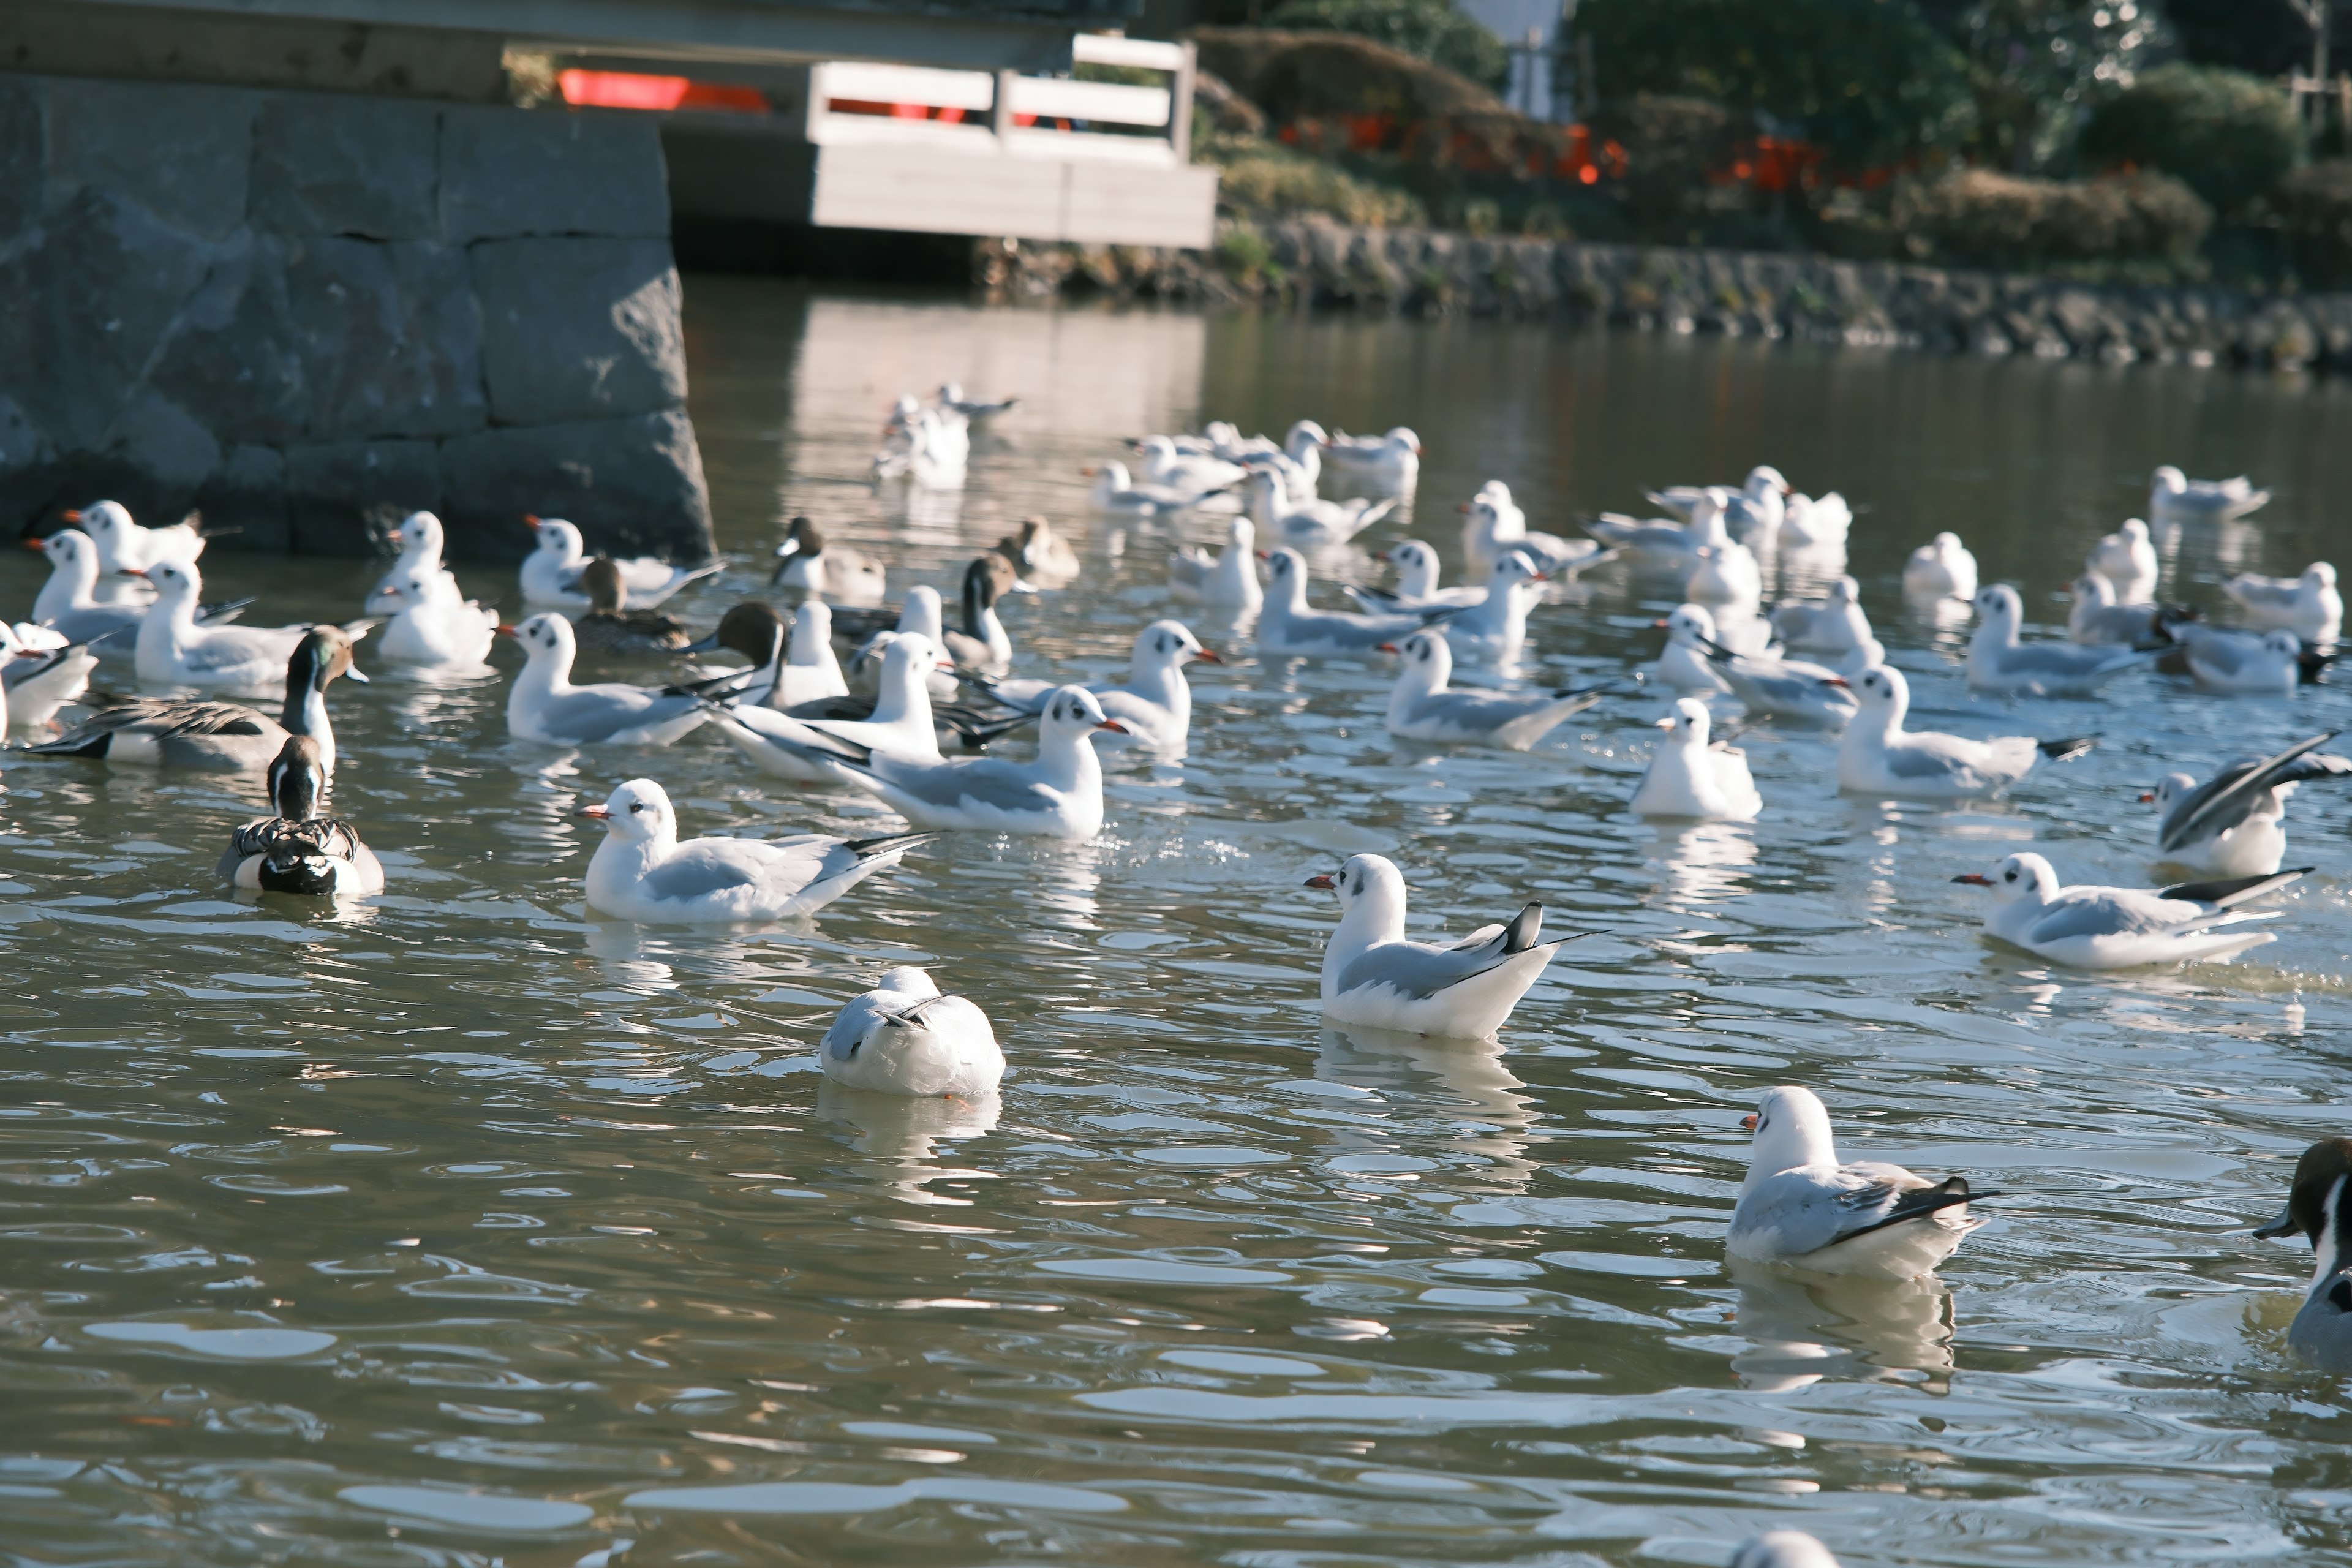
[[822, 968, 1004, 1098]]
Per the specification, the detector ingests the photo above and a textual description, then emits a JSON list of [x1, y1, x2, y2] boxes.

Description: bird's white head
[[1848, 664, 1907, 720], [2309, 562, 2340, 589], [1386, 426, 1422, 453], [2147, 772, 2195, 813], [1265, 547, 1306, 593], [900, 584, 946, 642], [2071, 570, 2117, 607], [1385, 628, 1452, 684], [1040, 684, 1126, 742], [1284, 419, 1328, 454], [791, 598, 833, 649], [529, 516, 585, 562], [390, 566, 441, 606], [1745, 464, 1791, 499], [146, 558, 201, 601], [1741, 1085, 1837, 1182], [1730, 1528, 1843, 1568], [582, 778, 675, 844], [877, 966, 941, 1000], [72, 500, 136, 548], [38, 528, 94, 573], [1480, 480, 1513, 505], [1490, 549, 1546, 592], [1828, 575, 1859, 605], [1303, 852, 1406, 925], [2151, 465, 2188, 495], [2264, 629, 2306, 660], [1972, 583, 2022, 628], [1955, 851, 2058, 904], [1933, 531, 1965, 554], [2120, 518, 2151, 545], [1664, 603, 1717, 646], [508, 611, 576, 664], [1093, 461, 1134, 494], [1137, 619, 1214, 671], [1386, 539, 1439, 582], [878, 630, 949, 685], [1226, 514, 1256, 550], [1657, 695, 1712, 743]]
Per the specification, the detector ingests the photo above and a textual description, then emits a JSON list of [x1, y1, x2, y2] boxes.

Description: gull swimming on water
[[2144, 733, 2352, 876], [1458, 485, 1608, 579], [2066, 571, 2195, 646], [2224, 563, 2341, 643], [1954, 851, 2305, 968], [2150, 464, 2268, 522], [1243, 467, 1395, 549], [1441, 551, 1548, 663], [1379, 630, 1603, 750], [376, 564, 499, 666], [1703, 638, 1874, 727], [0, 625, 96, 729], [1902, 532, 1977, 600], [363, 510, 455, 617], [502, 612, 707, 747], [976, 619, 1217, 753], [1086, 460, 1229, 517], [2175, 625, 2312, 696], [822, 967, 1005, 1097], [1656, 603, 1738, 693], [521, 516, 718, 609], [1346, 540, 1486, 612], [218, 735, 383, 896], [1967, 584, 2150, 696], [2252, 1137, 2352, 1373], [1768, 575, 1872, 655], [1631, 698, 1762, 821], [1728, 1085, 1989, 1279], [2087, 518, 2159, 605], [135, 560, 361, 695], [1167, 515, 1264, 610], [705, 631, 959, 783], [1839, 666, 2092, 799], [580, 777, 924, 924], [69, 500, 208, 601], [1319, 426, 1421, 489], [1306, 853, 1565, 1038], [1257, 548, 1455, 658]]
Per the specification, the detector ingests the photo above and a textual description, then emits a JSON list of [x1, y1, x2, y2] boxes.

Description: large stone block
[[472, 238, 685, 428], [287, 236, 485, 440], [251, 93, 439, 239], [285, 439, 442, 556], [195, 443, 291, 553], [438, 410, 711, 564], [439, 106, 669, 243], [44, 75, 255, 241], [0, 76, 40, 246], [105, 387, 222, 501], [146, 233, 308, 445]]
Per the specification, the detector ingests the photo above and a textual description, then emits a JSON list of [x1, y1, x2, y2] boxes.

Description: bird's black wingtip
[[2038, 736, 2097, 761]]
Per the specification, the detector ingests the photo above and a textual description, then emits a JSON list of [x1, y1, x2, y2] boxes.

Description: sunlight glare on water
[[4, 276, 2352, 1566]]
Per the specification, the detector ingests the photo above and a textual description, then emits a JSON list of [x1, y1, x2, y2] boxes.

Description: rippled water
[[6, 278, 2352, 1567]]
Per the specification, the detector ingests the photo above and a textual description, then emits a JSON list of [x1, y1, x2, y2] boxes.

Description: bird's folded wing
[[638, 846, 765, 901], [865, 755, 1049, 813], [1336, 936, 1520, 1000]]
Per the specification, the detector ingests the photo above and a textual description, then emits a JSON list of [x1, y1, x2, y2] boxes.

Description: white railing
[[804, 36, 1195, 167]]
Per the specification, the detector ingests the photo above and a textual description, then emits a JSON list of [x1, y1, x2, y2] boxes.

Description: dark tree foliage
[[1258, 0, 1511, 92], [2078, 62, 2302, 211], [1580, 0, 1978, 173], [2167, 0, 2328, 78]]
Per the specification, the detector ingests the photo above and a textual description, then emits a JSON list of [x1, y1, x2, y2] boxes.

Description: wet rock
[[472, 238, 687, 427], [285, 438, 442, 557], [46, 77, 256, 241], [196, 444, 291, 552], [439, 410, 711, 564], [145, 234, 308, 447], [0, 77, 40, 246], [287, 237, 484, 440], [251, 94, 439, 240], [439, 105, 670, 241]]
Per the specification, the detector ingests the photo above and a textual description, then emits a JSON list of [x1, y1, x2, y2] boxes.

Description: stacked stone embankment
[[979, 221, 2352, 374], [0, 73, 712, 562]]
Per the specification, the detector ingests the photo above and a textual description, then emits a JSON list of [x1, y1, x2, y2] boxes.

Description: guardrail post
[[992, 67, 1017, 153], [1169, 41, 1196, 162]]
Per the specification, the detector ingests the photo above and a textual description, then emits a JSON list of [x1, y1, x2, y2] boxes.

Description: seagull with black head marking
[[1379, 630, 1604, 750], [1728, 1085, 1991, 1279], [1954, 851, 2306, 968], [1306, 853, 1566, 1038], [2143, 733, 2352, 876], [502, 613, 707, 747], [2253, 1137, 2352, 1372], [1840, 666, 2093, 799], [822, 967, 1004, 1097]]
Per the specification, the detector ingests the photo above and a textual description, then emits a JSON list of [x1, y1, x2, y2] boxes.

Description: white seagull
[[1656, 603, 1736, 694], [2087, 518, 2159, 605], [704, 631, 955, 783], [2150, 464, 2269, 522], [821, 967, 1005, 1098], [1134, 434, 1248, 493], [1686, 537, 1763, 612], [1321, 426, 1421, 489], [1728, 1085, 1989, 1278], [1345, 540, 1486, 612], [1839, 665, 2092, 799], [978, 619, 1217, 753], [1731, 1531, 1842, 1568], [1257, 548, 1454, 658], [771, 515, 888, 606], [2225, 563, 2342, 643], [1954, 851, 2305, 968], [2144, 733, 2352, 876], [1379, 629, 1604, 750], [1243, 467, 1395, 549], [1967, 584, 2150, 696], [1703, 638, 1873, 728], [2176, 625, 2308, 696], [135, 560, 352, 695], [1769, 576, 1872, 656], [521, 516, 718, 609], [363, 510, 454, 617], [2252, 1137, 2352, 1374], [1086, 461, 1228, 517], [377, 564, 498, 666], [1307, 853, 1564, 1038], [1777, 492, 1853, 549], [1458, 486, 1608, 579], [0, 625, 97, 729], [1902, 532, 1978, 600], [580, 777, 922, 924], [1632, 698, 1762, 821], [502, 612, 707, 747], [1441, 551, 1548, 663], [1168, 515, 1265, 610], [2066, 571, 2192, 646], [69, 499, 203, 601]]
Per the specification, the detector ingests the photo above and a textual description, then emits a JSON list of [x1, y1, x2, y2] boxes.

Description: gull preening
[[2144, 733, 2352, 876], [2150, 464, 2268, 522], [1839, 666, 2091, 799], [822, 968, 1005, 1097], [580, 777, 923, 924], [2252, 1137, 2352, 1373], [1903, 532, 1977, 600], [1728, 1085, 1989, 1279], [1167, 515, 1264, 610], [1955, 852, 2305, 968], [1968, 584, 2150, 696], [502, 612, 706, 747], [2224, 562, 2341, 644], [772, 516, 887, 606], [218, 735, 382, 896], [1308, 853, 1564, 1038], [1632, 698, 1762, 821], [521, 516, 717, 609], [1380, 630, 1602, 750], [35, 625, 364, 774]]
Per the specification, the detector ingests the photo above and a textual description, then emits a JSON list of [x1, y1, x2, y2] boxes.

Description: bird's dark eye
[[2004, 869, 2016, 881], [628, 803, 643, 813]]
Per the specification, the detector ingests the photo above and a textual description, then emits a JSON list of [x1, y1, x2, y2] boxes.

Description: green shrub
[[2076, 62, 2299, 213], [1260, 0, 1509, 93], [1586, 94, 1741, 225], [1204, 138, 1428, 227], [1892, 168, 2213, 270], [2278, 159, 2352, 288], [1191, 26, 1499, 124], [1581, 0, 1977, 173]]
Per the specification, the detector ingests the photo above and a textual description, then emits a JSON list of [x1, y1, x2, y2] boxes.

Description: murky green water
[[6, 277, 2352, 1566]]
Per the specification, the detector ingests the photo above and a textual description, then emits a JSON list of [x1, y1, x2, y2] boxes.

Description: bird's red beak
[[2136, 791, 2155, 803], [20, 538, 45, 553], [1098, 719, 1129, 734], [1822, 677, 1849, 687], [1376, 643, 1399, 654], [579, 804, 610, 819], [1193, 647, 1223, 663], [119, 568, 148, 579], [1303, 873, 1336, 890], [1952, 873, 1992, 885], [1741, 1113, 1758, 1129], [522, 514, 542, 529], [60, 508, 81, 523], [1651, 618, 1670, 628], [494, 623, 519, 638], [1254, 550, 1270, 560], [1455, 502, 1469, 513]]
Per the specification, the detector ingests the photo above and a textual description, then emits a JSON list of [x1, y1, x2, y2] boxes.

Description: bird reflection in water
[[1316, 1022, 1542, 1196], [1651, 818, 1759, 910], [817, 1080, 1002, 1205], [1729, 1262, 1958, 1393]]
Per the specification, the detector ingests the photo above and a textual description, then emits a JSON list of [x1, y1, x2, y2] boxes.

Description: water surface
[[4, 280, 2352, 1566]]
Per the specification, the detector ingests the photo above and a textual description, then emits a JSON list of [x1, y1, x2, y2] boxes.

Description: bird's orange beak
[[1303, 872, 1336, 890], [20, 538, 45, 554], [119, 568, 148, 579], [1952, 873, 1992, 885], [1098, 719, 1129, 734], [494, 623, 519, 638], [61, 508, 81, 523], [1822, 677, 1849, 687], [1741, 1113, 1758, 1129], [1254, 550, 1270, 560], [1194, 647, 1223, 663], [2136, 791, 2155, 803], [1376, 643, 1398, 654], [521, 514, 541, 529], [579, 804, 610, 819]]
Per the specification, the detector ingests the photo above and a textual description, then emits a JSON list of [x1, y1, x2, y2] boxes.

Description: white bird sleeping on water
[[1687, 538, 1763, 612], [1167, 515, 1264, 610], [1769, 576, 1872, 657], [1839, 665, 2092, 800], [1257, 548, 1455, 658], [217, 734, 383, 897], [502, 613, 707, 747], [581, 777, 924, 924], [364, 510, 454, 617], [976, 619, 1217, 753], [2087, 518, 2159, 605], [135, 560, 365, 696], [521, 516, 718, 609], [1631, 698, 1762, 821], [2144, 734, 2352, 876], [1968, 584, 2151, 696], [1319, 426, 1421, 489], [1902, 532, 1977, 600], [1777, 491, 1853, 549], [1243, 467, 1395, 549], [1954, 851, 2305, 968], [2252, 1137, 2352, 1374], [2225, 562, 2341, 644], [1379, 630, 1604, 750], [1728, 1085, 1990, 1279], [822, 967, 1004, 1098], [1306, 853, 1566, 1038], [771, 516, 887, 606], [2150, 464, 2268, 522]]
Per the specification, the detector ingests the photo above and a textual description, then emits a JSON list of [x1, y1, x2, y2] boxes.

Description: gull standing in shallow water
[[1379, 630, 1603, 749], [1839, 666, 2092, 799], [822, 968, 1005, 1097], [1728, 1085, 1990, 1279], [1306, 853, 1566, 1038], [502, 614, 707, 747], [580, 778, 925, 924], [1632, 698, 1762, 821], [218, 735, 383, 897], [1954, 851, 2305, 968], [2143, 733, 2352, 876], [1967, 585, 2151, 696], [2252, 1138, 2352, 1373]]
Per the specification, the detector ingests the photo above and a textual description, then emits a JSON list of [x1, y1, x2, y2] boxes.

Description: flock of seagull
[[7, 388, 2350, 1565]]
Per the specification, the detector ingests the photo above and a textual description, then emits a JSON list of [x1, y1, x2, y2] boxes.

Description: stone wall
[[978, 221, 2352, 374], [0, 72, 713, 563]]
